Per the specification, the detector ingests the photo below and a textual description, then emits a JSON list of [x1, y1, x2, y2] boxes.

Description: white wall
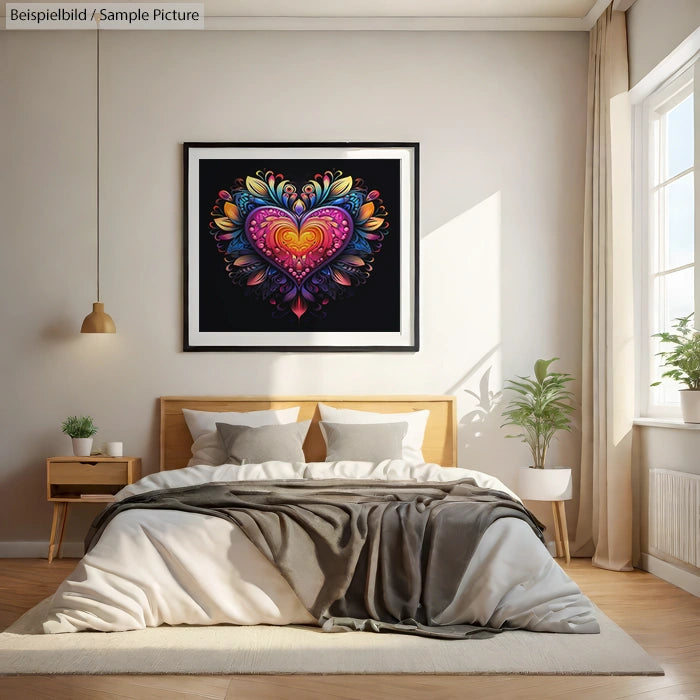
[[0, 29, 587, 550], [626, 0, 700, 88]]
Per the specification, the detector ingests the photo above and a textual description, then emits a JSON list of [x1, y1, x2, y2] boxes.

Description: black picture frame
[[183, 142, 419, 352]]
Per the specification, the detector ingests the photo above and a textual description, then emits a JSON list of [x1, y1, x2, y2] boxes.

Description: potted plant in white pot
[[652, 313, 700, 423], [501, 358, 575, 501], [61, 416, 98, 456]]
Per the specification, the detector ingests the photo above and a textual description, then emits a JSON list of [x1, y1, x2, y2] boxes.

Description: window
[[639, 62, 696, 417]]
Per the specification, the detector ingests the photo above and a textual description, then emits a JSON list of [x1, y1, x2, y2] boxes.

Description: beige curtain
[[572, 6, 634, 571]]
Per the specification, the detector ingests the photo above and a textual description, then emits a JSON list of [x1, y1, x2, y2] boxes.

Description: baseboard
[[0, 541, 84, 558], [640, 553, 700, 597]]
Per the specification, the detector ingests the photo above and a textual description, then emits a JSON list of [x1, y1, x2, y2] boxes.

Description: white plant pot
[[680, 390, 700, 424], [517, 466, 572, 502], [72, 438, 93, 457]]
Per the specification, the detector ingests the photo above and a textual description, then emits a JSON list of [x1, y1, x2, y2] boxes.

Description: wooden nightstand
[[46, 456, 141, 562]]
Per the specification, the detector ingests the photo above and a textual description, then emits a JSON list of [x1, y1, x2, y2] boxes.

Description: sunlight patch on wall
[[421, 192, 504, 472]]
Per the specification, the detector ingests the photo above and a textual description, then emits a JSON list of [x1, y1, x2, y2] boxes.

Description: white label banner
[[6, 3, 204, 29]]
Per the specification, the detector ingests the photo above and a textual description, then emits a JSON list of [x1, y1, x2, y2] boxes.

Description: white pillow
[[183, 407, 300, 467], [318, 404, 429, 466]]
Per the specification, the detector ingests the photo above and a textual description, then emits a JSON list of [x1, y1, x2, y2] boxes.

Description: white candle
[[106, 441, 123, 457]]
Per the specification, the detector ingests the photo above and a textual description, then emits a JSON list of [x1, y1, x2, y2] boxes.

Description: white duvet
[[43, 461, 599, 635]]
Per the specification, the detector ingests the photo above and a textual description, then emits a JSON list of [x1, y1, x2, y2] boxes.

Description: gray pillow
[[321, 421, 408, 463], [216, 420, 311, 465]]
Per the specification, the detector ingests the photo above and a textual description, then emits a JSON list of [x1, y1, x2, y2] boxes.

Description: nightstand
[[46, 456, 141, 562]]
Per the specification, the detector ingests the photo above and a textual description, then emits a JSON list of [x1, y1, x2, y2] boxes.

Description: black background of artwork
[[196, 157, 401, 333]]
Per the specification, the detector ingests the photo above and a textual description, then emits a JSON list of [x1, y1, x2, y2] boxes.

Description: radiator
[[649, 469, 700, 567]]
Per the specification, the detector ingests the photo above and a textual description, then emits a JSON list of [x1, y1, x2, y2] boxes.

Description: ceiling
[[1, 0, 601, 16], [1, 0, 626, 29]]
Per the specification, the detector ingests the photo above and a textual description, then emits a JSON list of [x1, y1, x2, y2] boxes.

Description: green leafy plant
[[60, 416, 98, 439], [651, 313, 700, 390], [501, 358, 575, 469]]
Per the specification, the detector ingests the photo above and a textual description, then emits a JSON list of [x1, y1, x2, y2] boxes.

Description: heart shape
[[244, 206, 353, 285]]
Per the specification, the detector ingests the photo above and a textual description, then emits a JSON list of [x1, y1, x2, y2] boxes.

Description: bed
[[43, 395, 598, 637]]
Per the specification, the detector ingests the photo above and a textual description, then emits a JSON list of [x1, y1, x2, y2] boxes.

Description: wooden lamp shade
[[81, 302, 115, 333]]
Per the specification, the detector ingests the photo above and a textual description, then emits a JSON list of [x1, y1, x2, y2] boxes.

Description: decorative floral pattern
[[209, 170, 389, 320]]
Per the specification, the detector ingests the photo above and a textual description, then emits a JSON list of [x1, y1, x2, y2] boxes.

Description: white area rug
[[0, 598, 663, 676]]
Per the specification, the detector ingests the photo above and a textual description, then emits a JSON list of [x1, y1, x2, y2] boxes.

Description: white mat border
[[0, 599, 664, 677]]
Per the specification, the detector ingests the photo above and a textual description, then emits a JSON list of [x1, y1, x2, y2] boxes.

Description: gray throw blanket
[[86, 478, 545, 639]]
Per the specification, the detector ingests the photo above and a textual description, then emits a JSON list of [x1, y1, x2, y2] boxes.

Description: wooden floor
[[0, 559, 698, 699]]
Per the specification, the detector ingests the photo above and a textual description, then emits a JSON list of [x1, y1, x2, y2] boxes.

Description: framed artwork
[[183, 142, 419, 352]]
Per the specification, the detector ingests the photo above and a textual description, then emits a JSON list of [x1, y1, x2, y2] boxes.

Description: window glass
[[662, 266, 694, 327], [642, 66, 695, 416], [666, 95, 693, 179], [665, 173, 694, 269]]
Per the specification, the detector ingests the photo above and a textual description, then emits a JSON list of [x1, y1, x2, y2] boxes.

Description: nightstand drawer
[[48, 461, 128, 485]]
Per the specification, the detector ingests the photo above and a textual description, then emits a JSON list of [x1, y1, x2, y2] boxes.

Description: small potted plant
[[501, 358, 575, 501], [652, 313, 700, 423], [61, 416, 98, 456]]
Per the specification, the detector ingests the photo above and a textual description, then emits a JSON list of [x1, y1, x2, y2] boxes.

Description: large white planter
[[517, 467, 572, 502], [71, 438, 93, 457], [680, 390, 700, 424]]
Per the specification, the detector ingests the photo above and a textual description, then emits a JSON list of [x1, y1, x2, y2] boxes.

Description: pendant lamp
[[81, 17, 115, 334]]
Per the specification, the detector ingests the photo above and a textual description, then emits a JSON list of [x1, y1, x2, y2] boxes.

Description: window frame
[[635, 59, 697, 420]]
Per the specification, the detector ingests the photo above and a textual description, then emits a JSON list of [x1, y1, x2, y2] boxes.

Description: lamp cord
[[96, 18, 100, 302]]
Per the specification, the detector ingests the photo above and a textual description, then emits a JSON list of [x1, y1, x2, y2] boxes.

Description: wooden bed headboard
[[160, 396, 457, 470]]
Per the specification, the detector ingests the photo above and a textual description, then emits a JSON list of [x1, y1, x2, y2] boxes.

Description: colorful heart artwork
[[209, 170, 389, 320], [244, 206, 354, 285]]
